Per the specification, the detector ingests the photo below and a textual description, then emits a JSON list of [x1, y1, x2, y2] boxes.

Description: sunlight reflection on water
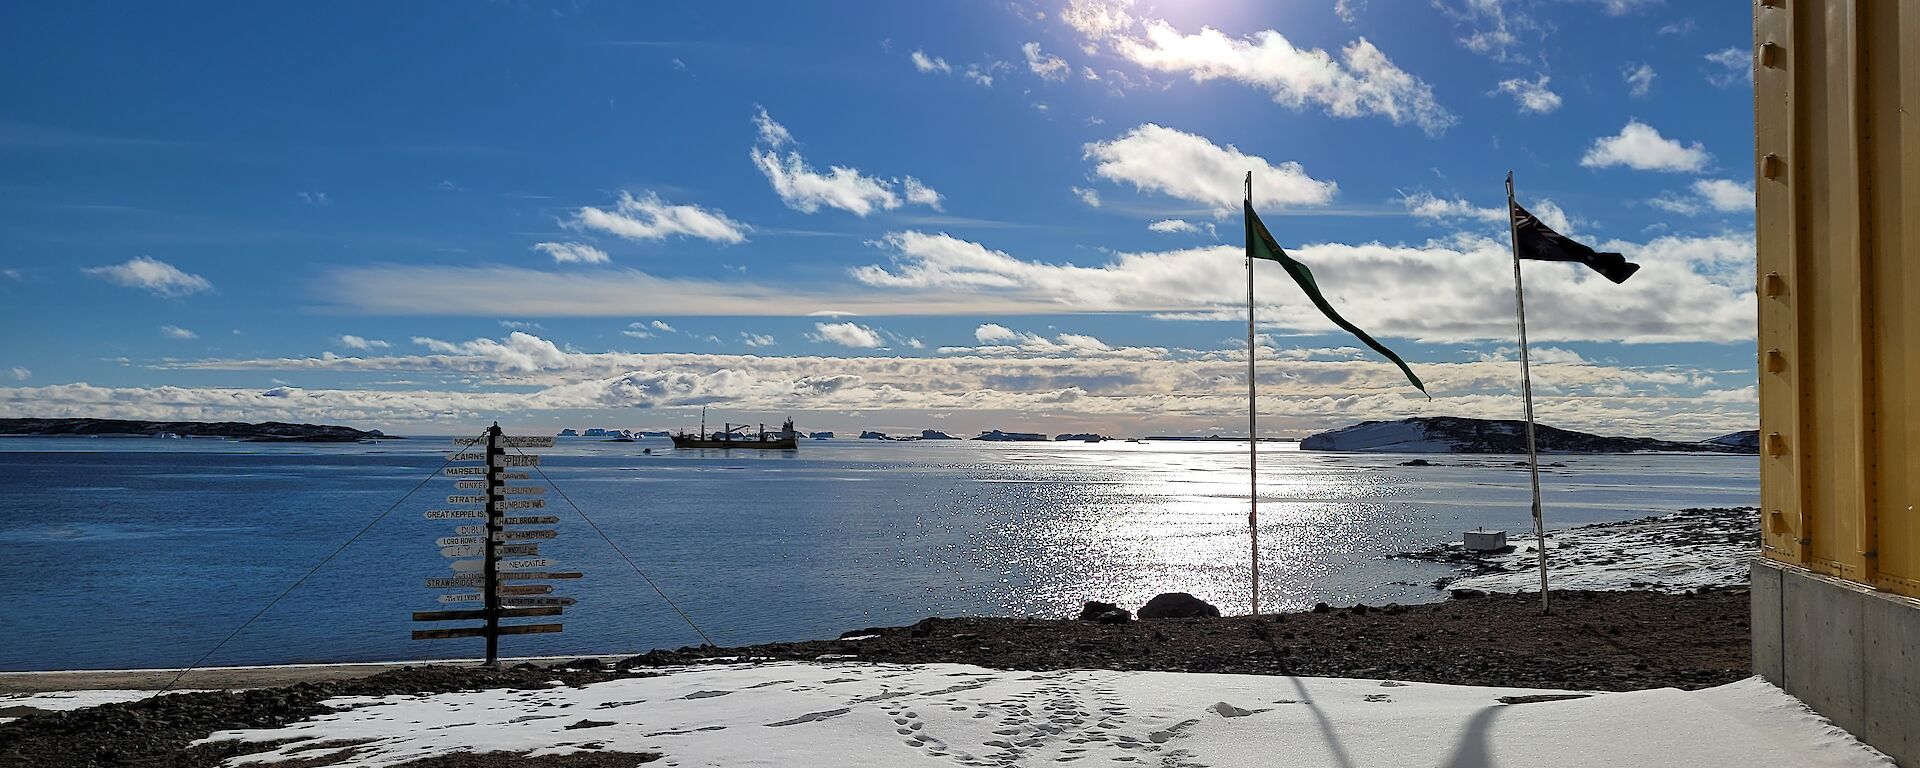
[[0, 437, 1756, 669]]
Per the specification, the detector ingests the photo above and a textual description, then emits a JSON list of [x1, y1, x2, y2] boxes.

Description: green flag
[[1246, 200, 1429, 398]]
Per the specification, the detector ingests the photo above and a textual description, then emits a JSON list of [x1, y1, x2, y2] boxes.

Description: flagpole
[[1244, 170, 1260, 618], [1505, 171, 1549, 613]]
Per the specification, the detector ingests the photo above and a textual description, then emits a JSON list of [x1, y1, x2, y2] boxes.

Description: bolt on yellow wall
[[1754, 0, 1919, 599]]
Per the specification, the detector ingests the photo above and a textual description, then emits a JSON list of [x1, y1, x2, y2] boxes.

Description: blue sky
[[0, 1, 1758, 438]]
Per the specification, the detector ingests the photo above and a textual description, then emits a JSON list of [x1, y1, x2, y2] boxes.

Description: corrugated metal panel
[[1756, 0, 1918, 599]]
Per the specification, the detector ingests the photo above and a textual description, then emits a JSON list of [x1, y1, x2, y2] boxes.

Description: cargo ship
[[670, 411, 799, 449]]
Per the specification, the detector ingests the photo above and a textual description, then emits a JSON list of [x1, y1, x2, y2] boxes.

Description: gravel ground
[[0, 589, 1749, 768]]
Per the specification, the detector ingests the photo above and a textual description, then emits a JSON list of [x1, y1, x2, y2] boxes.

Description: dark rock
[[1077, 601, 1123, 621], [1450, 588, 1488, 599], [1138, 592, 1221, 619], [1399, 459, 1435, 466], [1312, 602, 1332, 613], [909, 617, 940, 637], [1095, 609, 1132, 624]]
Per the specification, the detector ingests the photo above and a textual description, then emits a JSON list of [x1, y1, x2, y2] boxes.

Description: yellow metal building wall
[[1755, 0, 1919, 599]]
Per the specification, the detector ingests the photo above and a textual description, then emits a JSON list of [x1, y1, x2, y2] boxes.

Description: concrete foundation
[[1752, 557, 1920, 766]]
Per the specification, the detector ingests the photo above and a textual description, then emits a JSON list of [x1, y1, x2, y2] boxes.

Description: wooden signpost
[[411, 425, 570, 664]]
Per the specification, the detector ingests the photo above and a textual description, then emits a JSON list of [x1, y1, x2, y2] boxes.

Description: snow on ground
[[0, 689, 204, 724], [1450, 507, 1756, 593], [195, 661, 1892, 768]]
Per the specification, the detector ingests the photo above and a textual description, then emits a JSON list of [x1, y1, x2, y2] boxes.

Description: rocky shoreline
[[0, 418, 393, 443], [1395, 506, 1759, 593], [0, 589, 1749, 768]]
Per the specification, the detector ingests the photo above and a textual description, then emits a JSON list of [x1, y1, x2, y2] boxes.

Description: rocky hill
[[0, 418, 391, 443], [1300, 417, 1755, 454]]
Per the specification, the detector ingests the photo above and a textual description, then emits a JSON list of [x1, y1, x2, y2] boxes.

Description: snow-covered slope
[[1302, 417, 1757, 454], [197, 662, 1893, 768]]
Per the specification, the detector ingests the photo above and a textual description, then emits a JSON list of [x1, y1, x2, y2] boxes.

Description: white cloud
[[7, 367, 28, 381], [338, 335, 390, 350], [1493, 74, 1561, 113], [1624, 63, 1656, 98], [963, 62, 1001, 87], [532, 241, 612, 264], [82, 257, 212, 297], [410, 332, 571, 373], [568, 192, 747, 245], [320, 226, 1755, 348], [1652, 179, 1754, 216], [650, 320, 676, 333], [1692, 179, 1754, 212], [808, 322, 886, 348], [1704, 47, 1751, 87], [1399, 191, 1506, 224], [160, 325, 197, 340], [1105, 21, 1454, 135], [910, 50, 952, 74], [750, 107, 942, 216], [1334, 0, 1364, 23], [740, 332, 775, 348], [1071, 186, 1101, 207], [852, 229, 1755, 344], [1147, 219, 1198, 234], [950, 324, 1142, 358], [1580, 120, 1711, 173], [1657, 19, 1695, 36], [902, 177, 943, 210], [1061, 0, 1136, 41], [1402, 192, 1575, 235], [1084, 124, 1337, 214], [116, 337, 1755, 438], [297, 191, 329, 206], [1022, 42, 1069, 81]]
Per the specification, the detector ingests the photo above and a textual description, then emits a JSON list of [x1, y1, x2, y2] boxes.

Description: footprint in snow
[[682, 690, 731, 700]]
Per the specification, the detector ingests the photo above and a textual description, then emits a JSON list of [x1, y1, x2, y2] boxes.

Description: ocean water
[[0, 436, 1757, 671]]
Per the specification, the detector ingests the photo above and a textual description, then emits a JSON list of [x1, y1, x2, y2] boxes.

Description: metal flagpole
[[1505, 172, 1550, 613], [1245, 170, 1261, 617]]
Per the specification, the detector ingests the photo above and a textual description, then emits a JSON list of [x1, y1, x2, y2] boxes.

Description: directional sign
[[494, 543, 540, 556], [438, 593, 482, 604], [453, 524, 485, 535], [496, 571, 583, 581], [442, 544, 484, 558], [493, 455, 540, 467], [496, 584, 553, 596], [426, 576, 485, 588], [501, 486, 545, 495], [502, 596, 576, 607], [494, 529, 557, 541], [454, 480, 487, 490], [452, 436, 487, 446], [503, 515, 559, 525], [445, 467, 487, 477], [496, 557, 553, 571], [493, 499, 545, 511], [446, 452, 486, 462], [425, 509, 487, 520], [502, 436, 555, 448], [436, 535, 484, 547], [447, 494, 488, 504], [450, 559, 485, 572], [502, 472, 529, 480]]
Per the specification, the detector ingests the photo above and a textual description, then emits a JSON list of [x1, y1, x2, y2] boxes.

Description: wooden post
[[483, 422, 504, 665]]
